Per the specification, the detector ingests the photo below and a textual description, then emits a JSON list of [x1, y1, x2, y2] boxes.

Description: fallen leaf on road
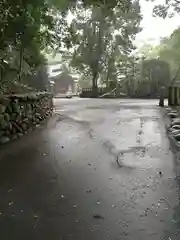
[[86, 189, 92, 193], [140, 207, 150, 217], [61, 194, 65, 198], [8, 201, 14, 206], [93, 214, 104, 219]]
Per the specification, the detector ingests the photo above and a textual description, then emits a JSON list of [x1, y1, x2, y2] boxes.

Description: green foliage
[[0, 0, 140, 93], [138, 27, 180, 82], [152, 0, 180, 18], [0, 0, 54, 50], [141, 59, 170, 91], [0, 0, 72, 92], [62, 0, 131, 11], [117, 54, 171, 97], [159, 28, 180, 63], [148, 0, 180, 80], [70, 0, 141, 92]]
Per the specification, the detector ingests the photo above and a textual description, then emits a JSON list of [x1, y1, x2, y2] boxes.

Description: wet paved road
[[0, 98, 180, 240]]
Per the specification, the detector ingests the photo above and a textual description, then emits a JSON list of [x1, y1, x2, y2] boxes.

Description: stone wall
[[0, 92, 53, 145]]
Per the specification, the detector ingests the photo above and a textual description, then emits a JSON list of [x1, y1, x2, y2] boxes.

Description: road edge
[[162, 107, 180, 175]]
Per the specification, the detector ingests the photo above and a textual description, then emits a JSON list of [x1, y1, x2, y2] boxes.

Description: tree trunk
[[18, 44, 23, 82], [92, 72, 98, 98], [0, 59, 3, 82], [106, 67, 110, 89], [115, 82, 120, 97], [106, 77, 109, 89]]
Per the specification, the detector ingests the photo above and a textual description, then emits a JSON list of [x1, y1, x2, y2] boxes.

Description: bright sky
[[135, 0, 180, 48]]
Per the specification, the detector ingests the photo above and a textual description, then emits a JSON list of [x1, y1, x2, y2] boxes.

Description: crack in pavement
[[58, 113, 148, 169]]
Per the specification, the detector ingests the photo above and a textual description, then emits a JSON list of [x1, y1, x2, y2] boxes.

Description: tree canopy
[[152, 0, 180, 18], [0, 0, 141, 93], [0, 0, 58, 91], [136, 26, 180, 82], [67, 0, 141, 95]]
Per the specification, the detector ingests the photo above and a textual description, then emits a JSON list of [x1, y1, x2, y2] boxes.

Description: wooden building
[[51, 72, 75, 96]]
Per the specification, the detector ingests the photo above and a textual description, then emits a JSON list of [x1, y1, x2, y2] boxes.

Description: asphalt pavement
[[0, 98, 180, 240]]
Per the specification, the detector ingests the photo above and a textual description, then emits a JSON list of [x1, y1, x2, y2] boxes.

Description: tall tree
[[140, 27, 180, 82], [70, 0, 141, 96], [0, 0, 74, 93]]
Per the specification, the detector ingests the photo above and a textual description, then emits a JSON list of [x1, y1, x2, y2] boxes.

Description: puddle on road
[[142, 121, 161, 147], [94, 110, 165, 170], [57, 106, 166, 171]]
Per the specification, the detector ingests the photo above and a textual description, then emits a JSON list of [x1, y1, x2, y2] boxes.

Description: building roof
[[52, 72, 74, 82]]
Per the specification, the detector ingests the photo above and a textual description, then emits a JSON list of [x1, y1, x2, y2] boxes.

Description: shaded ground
[[0, 98, 180, 240]]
